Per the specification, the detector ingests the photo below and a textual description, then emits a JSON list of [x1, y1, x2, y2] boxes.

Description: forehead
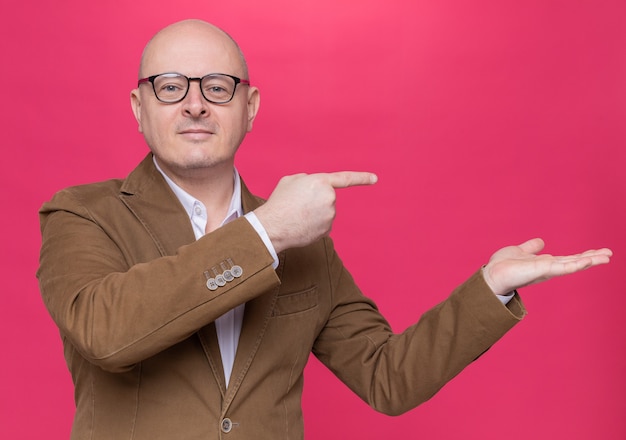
[[141, 23, 244, 77]]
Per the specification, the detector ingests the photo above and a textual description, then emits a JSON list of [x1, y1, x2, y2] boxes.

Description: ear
[[130, 88, 143, 133], [245, 86, 260, 132]]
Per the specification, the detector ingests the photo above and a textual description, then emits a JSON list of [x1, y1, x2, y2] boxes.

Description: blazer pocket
[[272, 286, 319, 317]]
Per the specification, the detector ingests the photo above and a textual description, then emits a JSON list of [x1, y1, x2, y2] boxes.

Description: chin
[[153, 145, 235, 173], [180, 155, 232, 171]]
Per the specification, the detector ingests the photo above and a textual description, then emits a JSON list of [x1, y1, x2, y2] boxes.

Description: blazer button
[[221, 418, 232, 433], [206, 278, 218, 291], [222, 270, 234, 282], [231, 265, 243, 278], [215, 274, 227, 287]]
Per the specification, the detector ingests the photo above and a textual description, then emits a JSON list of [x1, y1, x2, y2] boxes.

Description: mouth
[[178, 128, 215, 140], [179, 128, 214, 134]]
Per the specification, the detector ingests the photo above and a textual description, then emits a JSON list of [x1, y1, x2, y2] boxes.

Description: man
[[37, 19, 611, 439]]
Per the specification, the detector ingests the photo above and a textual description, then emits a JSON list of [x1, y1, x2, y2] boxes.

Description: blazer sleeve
[[312, 238, 526, 416], [37, 188, 280, 373]]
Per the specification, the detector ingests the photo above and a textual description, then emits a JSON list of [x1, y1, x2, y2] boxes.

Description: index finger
[[324, 171, 378, 188]]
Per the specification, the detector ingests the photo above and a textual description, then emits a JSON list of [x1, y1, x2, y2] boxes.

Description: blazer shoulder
[[40, 178, 125, 216], [39, 154, 158, 218]]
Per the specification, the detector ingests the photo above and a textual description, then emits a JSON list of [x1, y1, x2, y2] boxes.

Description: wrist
[[481, 264, 502, 296]]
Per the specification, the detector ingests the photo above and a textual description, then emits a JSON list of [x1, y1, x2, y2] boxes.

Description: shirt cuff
[[244, 212, 279, 269], [496, 291, 516, 305]]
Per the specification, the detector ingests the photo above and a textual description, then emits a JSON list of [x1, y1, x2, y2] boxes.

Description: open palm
[[482, 238, 612, 296]]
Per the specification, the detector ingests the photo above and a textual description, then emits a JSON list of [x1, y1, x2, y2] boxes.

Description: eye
[[203, 83, 231, 94], [206, 85, 227, 94], [160, 83, 185, 93]]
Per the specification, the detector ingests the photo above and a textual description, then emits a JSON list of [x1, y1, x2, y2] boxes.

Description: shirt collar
[[153, 155, 243, 224]]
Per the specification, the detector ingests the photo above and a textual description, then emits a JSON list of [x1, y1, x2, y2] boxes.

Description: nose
[[182, 79, 209, 117]]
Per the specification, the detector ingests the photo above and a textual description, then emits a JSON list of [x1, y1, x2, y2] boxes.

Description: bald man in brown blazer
[[37, 19, 611, 440]]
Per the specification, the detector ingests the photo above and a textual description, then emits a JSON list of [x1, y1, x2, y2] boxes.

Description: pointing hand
[[254, 172, 378, 253]]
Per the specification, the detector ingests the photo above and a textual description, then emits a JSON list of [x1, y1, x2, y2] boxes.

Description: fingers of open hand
[[575, 247, 613, 261], [543, 248, 613, 274]]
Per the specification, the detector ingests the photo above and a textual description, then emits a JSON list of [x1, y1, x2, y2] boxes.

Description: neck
[[155, 157, 236, 231]]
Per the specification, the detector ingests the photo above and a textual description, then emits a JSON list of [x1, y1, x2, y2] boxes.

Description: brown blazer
[[37, 154, 526, 440]]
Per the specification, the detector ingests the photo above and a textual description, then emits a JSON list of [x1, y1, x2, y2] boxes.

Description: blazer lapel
[[118, 154, 196, 257], [197, 325, 227, 398]]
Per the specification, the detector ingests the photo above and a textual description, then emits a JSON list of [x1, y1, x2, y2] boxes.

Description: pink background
[[2, 1, 625, 439]]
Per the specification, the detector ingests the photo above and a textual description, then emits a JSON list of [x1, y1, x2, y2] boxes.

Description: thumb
[[518, 238, 545, 255]]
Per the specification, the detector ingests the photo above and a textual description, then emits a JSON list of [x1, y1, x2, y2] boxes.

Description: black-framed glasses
[[137, 73, 250, 104]]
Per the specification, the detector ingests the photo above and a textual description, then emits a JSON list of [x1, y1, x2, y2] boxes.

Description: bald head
[[139, 19, 249, 80]]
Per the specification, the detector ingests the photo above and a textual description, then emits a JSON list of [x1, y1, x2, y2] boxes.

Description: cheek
[[138, 114, 169, 151], [142, 112, 171, 140], [213, 109, 248, 144], [229, 117, 251, 147]]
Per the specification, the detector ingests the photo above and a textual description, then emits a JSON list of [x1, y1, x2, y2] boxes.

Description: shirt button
[[221, 418, 232, 433], [194, 206, 202, 216]]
